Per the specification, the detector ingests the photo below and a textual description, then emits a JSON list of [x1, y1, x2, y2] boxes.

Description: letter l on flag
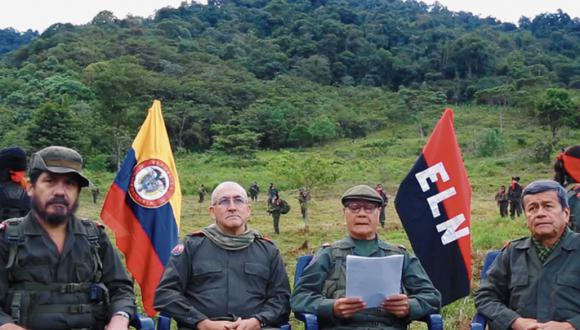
[[395, 108, 472, 306]]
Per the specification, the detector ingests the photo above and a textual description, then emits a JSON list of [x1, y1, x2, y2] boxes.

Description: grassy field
[[76, 105, 578, 329]]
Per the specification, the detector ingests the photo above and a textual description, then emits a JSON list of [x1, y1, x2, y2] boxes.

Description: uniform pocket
[[507, 273, 528, 312], [244, 262, 269, 280], [556, 272, 580, 289], [508, 274, 528, 288], [192, 261, 223, 291], [244, 262, 269, 295], [73, 262, 94, 282]]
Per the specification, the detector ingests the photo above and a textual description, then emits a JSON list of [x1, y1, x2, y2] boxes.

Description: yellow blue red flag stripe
[[100, 100, 181, 316]]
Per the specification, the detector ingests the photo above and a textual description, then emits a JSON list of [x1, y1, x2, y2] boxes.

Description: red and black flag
[[395, 108, 472, 306]]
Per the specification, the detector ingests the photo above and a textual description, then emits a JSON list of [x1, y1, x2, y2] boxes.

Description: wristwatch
[[114, 311, 131, 320]]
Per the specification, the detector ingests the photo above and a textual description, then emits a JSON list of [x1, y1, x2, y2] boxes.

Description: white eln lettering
[[426, 187, 456, 218], [415, 162, 450, 192], [436, 214, 470, 245]]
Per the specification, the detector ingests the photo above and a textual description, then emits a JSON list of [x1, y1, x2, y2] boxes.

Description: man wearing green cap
[[155, 181, 290, 330], [291, 184, 441, 329], [0, 146, 136, 329]]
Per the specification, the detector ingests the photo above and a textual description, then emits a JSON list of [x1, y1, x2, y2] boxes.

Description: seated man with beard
[[0, 146, 135, 330]]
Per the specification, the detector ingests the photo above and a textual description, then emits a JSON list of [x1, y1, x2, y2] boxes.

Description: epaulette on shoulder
[[502, 237, 525, 250], [79, 218, 106, 230], [321, 242, 331, 248], [260, 235, 275, 244], [188, 230, 205, 237]]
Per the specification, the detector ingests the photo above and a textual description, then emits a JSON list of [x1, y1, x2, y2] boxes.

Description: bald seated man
[[155, 181, 291, 330]]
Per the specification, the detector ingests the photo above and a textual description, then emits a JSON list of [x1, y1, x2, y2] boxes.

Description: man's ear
[[26, 181, 33, 197], [563, 207, 571, 224], [208, 205, 216, 220]]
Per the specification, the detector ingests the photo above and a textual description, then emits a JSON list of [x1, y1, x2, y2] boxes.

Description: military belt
[[12, 282, 92, 293], [34, 303, 92, 314]]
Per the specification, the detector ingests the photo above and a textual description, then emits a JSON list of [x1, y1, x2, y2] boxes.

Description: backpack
[[279, 199, 291, 214]]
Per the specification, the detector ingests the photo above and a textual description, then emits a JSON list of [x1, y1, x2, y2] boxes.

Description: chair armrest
[[470, 313, 487, 330], [130, 314, 155, 330], [294, 312, 319, 330], [425, 313, 443, 330]]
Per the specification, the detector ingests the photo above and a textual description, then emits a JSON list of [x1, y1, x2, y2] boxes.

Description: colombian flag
[[101, 100, 181, 316], [395, 108, 471, 306]]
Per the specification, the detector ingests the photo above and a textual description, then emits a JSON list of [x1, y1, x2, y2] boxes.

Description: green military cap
[[29, 146, 90, 187], [341, 184, 383, 206]]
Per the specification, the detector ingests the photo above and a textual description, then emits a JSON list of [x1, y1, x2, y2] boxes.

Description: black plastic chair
[[470, 250, 500, 330], [293, 254, 444, 330]]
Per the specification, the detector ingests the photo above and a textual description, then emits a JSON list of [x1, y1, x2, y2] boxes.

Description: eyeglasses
[[345, 203, 377, 213], [214, 196, 247, 208]]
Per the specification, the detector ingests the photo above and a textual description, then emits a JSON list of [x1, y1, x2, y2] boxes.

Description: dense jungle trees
[[0, 0, 578, 159]]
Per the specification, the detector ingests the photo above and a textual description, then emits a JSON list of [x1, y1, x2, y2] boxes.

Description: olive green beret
[[341, 184, 383, 206]]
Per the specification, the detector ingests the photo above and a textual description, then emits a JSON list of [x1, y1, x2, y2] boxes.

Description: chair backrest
[[294, 255, 314, 287], [132, 314, 155, 330], [157, 313, 171, 330], [469, 250, 500, 330], [480, 250, 500, 280]]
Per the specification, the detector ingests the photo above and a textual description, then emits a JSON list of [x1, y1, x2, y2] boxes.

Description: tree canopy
[[0, 0, 579, 159]]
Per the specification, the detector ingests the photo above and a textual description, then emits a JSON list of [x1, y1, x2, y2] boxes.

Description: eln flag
[[101, 100, 181, 316], [394, 108, 471, 306]]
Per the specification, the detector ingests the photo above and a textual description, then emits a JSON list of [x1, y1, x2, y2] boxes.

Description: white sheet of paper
[[345, 254, 404, 308]]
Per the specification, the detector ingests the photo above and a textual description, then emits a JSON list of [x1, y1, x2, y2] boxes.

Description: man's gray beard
[[31, 197, 79, 227]]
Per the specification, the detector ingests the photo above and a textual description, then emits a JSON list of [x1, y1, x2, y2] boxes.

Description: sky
[[1, 0, 579, 33]]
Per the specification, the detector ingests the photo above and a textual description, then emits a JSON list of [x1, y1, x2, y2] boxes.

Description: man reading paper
[[291, 184, 441, 329]]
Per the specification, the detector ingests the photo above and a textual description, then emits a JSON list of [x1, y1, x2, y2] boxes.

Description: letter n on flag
[[395, 108, 471, 306], [100, 100, 181, 316]]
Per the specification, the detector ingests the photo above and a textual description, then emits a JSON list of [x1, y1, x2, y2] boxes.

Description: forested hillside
[[0, 28, 38, 56], [0, 0, 578, 168]]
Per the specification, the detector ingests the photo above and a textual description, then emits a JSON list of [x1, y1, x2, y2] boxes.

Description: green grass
[[75, 104, 578, 329]]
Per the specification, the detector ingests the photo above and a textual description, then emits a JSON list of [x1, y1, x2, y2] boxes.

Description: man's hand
[[381, 294, 410, 318], [105, 315, 130, 330], [533, 321, 575, 330], [0, 324, 27, 330], [512, 317, 540, 330], [333, 297, 367, 318], [197, 319, 238, 330], [225, 317, 261, 330]]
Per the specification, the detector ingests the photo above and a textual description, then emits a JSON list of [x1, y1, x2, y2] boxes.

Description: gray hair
[[521, 179, 569, 209], [211, 181, 248, 204]]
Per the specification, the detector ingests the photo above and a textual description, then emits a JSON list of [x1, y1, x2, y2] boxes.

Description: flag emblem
[[128, 159, 175, 207], [100, 100, 181, 316]]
